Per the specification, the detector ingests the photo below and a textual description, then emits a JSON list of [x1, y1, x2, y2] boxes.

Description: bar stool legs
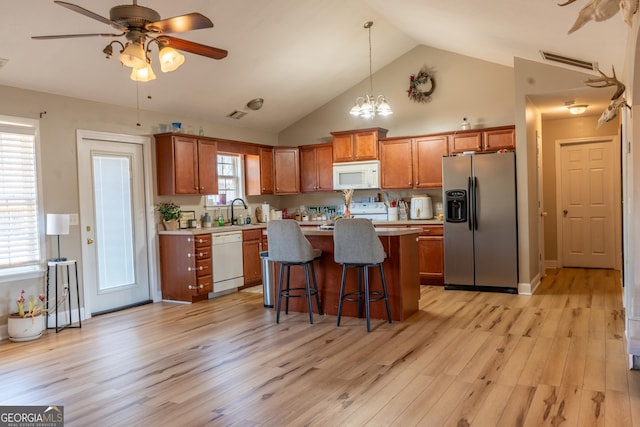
[[276, 259, 323, 324], [336, 262, 392, 332]]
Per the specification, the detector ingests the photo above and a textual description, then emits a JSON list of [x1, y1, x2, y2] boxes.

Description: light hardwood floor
[[0, 268, 638, 426]]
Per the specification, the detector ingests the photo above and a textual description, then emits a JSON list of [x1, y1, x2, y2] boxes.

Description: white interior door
[[77, 130, 151, 315], [559, 139, 616, 268]]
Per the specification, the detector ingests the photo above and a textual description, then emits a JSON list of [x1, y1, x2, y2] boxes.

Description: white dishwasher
[[211, 231, 244, 293]]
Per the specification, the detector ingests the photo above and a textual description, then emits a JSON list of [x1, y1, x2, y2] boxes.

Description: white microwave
[[332, 160, 380, 190]]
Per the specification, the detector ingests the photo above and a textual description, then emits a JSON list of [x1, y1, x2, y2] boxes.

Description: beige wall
[[541, 115, 619, 263], [0, 84, 278, 324], [279, 45, 515, 145]]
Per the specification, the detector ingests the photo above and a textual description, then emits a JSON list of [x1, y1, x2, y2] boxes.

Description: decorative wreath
[[407, 68, 435, 103]]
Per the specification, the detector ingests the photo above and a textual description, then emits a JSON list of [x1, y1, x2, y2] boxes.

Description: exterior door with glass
[[77, 130, 151, 315]]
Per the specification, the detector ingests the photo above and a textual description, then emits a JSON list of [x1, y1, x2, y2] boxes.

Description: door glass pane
[[92, 154, 135, 291]]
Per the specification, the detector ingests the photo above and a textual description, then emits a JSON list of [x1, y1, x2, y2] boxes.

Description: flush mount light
[[246, 98, 264, 111], [568, 104, 588, 115]]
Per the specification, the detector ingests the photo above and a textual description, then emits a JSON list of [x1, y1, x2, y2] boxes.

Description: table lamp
[[46, 213, 70, 262]]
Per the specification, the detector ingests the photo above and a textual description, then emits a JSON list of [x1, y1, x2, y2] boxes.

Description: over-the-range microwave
[[332, 160, 380, 190]]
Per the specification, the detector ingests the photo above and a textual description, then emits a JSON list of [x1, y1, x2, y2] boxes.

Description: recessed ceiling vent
[[0, 58, 8, 70], [539, 51, 597, 71], [227, 110, 247, 120]]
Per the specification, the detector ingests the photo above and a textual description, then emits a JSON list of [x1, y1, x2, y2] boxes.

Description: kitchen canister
[[387, 206, 399, 221], [261, 203, 270, 222]]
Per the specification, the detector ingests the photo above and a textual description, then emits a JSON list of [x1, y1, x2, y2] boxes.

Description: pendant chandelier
[[349, 21, 392, 119]]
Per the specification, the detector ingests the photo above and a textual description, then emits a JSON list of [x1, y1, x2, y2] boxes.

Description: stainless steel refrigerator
[[442, 151, 518, 292]]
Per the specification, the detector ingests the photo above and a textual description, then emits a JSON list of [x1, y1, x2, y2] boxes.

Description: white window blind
[[0, 122, 40, 269]]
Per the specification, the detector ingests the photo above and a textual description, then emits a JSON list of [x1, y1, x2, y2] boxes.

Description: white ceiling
[[0, 0, 631, 133]]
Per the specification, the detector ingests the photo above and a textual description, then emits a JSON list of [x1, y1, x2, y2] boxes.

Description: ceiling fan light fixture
[[119, 42, 147, 69], [568, 104, 588, 115], [159, 46, 185, 72], [130, 62, 156, 82]]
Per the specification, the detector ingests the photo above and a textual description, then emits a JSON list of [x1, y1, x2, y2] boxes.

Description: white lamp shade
[[130, 63, 157, 82], [119, 43, 147, 69], [159, 46, 185, 72], [46, 214, 70, 236]]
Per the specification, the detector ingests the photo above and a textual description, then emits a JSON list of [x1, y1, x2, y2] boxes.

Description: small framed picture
[[179, 211, 196, 229]]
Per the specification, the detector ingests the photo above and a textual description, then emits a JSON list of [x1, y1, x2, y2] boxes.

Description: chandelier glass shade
[[349, 21, 392, 119]]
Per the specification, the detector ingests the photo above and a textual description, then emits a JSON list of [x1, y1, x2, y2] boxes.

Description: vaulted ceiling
[[0, 1, 630, 133]]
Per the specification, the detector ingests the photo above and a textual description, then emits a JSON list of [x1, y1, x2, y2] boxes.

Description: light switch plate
[[69, 213, 79, 226]]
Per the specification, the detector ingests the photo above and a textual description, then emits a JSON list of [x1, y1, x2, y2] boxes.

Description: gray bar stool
[[333, 218, 392, 332], [267, 220, 323, 324]]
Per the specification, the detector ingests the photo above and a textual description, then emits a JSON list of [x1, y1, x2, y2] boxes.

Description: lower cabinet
[[417, 225, 444, 285], [242, 228, 263, 287], [159, 233, 213, 302]]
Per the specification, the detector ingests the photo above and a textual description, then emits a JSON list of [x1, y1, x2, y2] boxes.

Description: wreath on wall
[[407, 68, 435, 103]]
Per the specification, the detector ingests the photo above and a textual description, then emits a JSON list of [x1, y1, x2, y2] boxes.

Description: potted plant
[[156, 201, 181, 230], [8, 290, 46, 342]]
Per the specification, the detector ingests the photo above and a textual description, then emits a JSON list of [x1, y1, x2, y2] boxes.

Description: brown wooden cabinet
[[331, 128, 388, 162], [159, 233, 213, 302], [449, 125, 515, 154], [300, 143, 333, 192], [273, 147, 300, 194], [417, 225, 444, 285], [245, 147, 274, 196], [155, 135, 218, 195], [380, 135, 448, 189], [242, 228, 263, 287]]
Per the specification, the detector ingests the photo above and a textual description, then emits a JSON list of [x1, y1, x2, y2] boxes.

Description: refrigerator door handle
[[473, 176, 478, 230], [467, 176, 473, 230]]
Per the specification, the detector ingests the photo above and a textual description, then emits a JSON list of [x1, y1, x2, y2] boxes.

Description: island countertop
[[270, 228, 420, 322]]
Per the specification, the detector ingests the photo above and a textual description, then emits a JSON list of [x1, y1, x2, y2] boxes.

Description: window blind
[[0, 123, 40, 269]]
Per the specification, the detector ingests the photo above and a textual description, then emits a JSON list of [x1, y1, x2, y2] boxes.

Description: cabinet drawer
[[193, 234, 211, 248], [419, 225, 443, 236], [194, 275, 212, 294], [243, 228, 262, 241], [196, 259, 212, 276], [195, 246, 211, 259]]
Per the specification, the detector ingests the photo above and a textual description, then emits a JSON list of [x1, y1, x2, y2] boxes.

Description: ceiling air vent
[[539, 51, 597, 71], [227, 110, 247, 120], [0, 58, 8, 70]]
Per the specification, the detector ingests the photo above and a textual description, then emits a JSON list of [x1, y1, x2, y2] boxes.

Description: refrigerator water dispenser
[[445, 190, 467, 223]]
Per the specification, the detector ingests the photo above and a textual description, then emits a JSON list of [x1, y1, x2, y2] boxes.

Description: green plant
[[156, 201, 181, 221]]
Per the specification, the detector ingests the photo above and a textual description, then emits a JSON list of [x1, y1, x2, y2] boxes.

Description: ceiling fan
[[32, 1, 228, 81]]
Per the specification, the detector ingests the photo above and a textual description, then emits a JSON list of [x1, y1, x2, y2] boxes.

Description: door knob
[[563, 209, 568, 217], [87, 237, 94, 244]]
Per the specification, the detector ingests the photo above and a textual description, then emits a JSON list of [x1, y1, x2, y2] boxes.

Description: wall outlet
[[69, 213, 79, 226]]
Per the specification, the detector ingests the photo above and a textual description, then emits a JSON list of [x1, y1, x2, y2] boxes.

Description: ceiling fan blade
[[146, 13, 213, 34], [160, 35, 228, 60], [54, 1, 128, 32], [32, 33, 122, 40]]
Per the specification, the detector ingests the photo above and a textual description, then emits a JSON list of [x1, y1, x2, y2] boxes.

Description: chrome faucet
[[230, 198, 248, 225]]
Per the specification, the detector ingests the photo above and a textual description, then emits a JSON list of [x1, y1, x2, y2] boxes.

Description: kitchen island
[[272, 227, 421, 321]]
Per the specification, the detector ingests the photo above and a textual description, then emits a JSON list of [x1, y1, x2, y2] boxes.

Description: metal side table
[[46, 259, 82, 332]]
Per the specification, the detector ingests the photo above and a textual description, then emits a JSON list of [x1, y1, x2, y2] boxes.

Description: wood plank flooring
[[0, 268, 637, 426]]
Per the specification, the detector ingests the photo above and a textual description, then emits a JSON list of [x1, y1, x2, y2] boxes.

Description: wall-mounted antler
[[585, 65, 625, 100], [584, 65, 629, 127], [558, 0, 638, 33]]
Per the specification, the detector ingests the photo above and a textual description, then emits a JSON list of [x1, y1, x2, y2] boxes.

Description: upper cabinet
[[245, 147, 274, 196], [300, 143, 333, 192], [380, 135, 449, 189], [155, 134, 218, 196], [331, 128, 388, 162], [273, 147, 300, 194], [449, 125, 515, 154]]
